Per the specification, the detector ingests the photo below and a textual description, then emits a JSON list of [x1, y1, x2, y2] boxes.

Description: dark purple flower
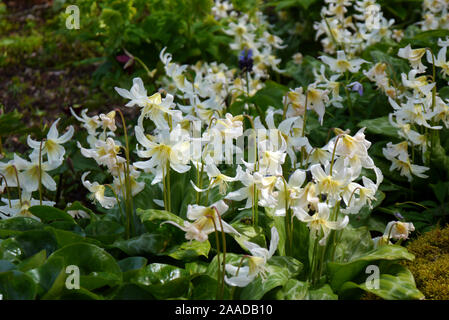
[[394, 212, 405, 220], [116, 49, 134, 70], [347, 81, 363, 96], [239, 48, 253, 72]]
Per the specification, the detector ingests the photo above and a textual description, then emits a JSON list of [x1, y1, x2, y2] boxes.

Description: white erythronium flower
[[398, 45, 427, 73], [310, 158, 351, 201], [273, 169, 307, 216], [375, 221, 415, 244], [0, 157, 19, 187], [114, 77, 149, 108], [225, 166, 257, 209], [112, 166, 145, 197], [162, 200, 240, 242], [99, 111, 117, 133], [224, 226, 279, 287], [77, 137, 125, 173], [0, 192, 55, 220], [133, 124, 191, 185], [191, 157, 238, 195], [294, 202, 349, 245], [306, 85, 330, 125], [27, 118, 74, 163], [14, 153, 61, 192], [70, 107, 101, 136], [426, 45, 449, 78], [382, 142, 429, 181], [320, 50, 368, 73], [81, 172, 117, 209]]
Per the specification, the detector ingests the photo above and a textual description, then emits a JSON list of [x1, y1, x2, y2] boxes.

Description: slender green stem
[[309, 233, 319, 285], [12, 166, 22, 207], [300, 92, 309, 167], [116, 109, 134, 238], [167, 163, 171, 213], [210, 216, 222, 300], [215, 207, 227, 299], [281, 176, 292, 256], [37, 140, 45, 205], [329, 135, 342, 175], [230, 256, 247, 300], [0, 173, 12, 207]]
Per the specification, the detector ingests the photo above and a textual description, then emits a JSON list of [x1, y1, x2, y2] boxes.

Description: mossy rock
[[404, 225, 449, 300]]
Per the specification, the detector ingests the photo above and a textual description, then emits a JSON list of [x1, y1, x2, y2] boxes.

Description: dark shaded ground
[[0, 0, 128, 207], [0, 0, 135, 154]]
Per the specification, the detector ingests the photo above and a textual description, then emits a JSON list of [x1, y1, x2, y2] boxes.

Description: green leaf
[[190, 274, 229, 300], [341, 263, 424, 300], [45, 243, 122, 291], [15, 230, 58, 259], [327, 245, 415, 292], [118, 257, 148, 282], [230, 222, 266, 251], [26, 256, 67, 299], [28, 205, 75, 223], [0, 217, 43, 232], [132, 263, 190, 299], [250, 80, 288, 112], [111, 233, 167, 256], [0, 270, 37, 299], [137, 208, 185, 227], [0, 259, 16, 272], [185, 261, 209, 276], [110, 283, 155, 300], [167, 240, 211, 260], [410, 29, 449, 41], [46, 226, 100, 248], [275, 279, 309, 300], [85, 220, 125, 244], [333, 225, 375, 263], [358, 117, 399, 139], [308, 284, 338, 300], [17, 249, 47, 272], [239, 256, 302, 300], [0, 238, 24, 263]]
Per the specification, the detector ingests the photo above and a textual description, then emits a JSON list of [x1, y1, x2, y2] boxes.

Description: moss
[[404, 225, 449, 300]]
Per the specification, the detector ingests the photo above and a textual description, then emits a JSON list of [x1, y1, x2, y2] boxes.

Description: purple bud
[[394, 212, 404, 220], [347, 81, 363, 96], [239, 48, 253, 72]]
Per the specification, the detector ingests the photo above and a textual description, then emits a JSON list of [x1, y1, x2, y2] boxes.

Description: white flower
[[133, 125, 191, 185], [0, 157, 19, 187], [28, 118, 74, 163], [384, 221, 415, 240], [224, 227, 279, 287], [273, 169, 306, 216], [191, 157, 238, 195], [320, 50, 368, 73], [163, 200, 239, 242], [114, 77, 149, 107], [14, 154, 61, 192], [99, 111, 117, 132], [70, 107, 100, 136], [306, 86, 330, 125], [225, 166, 257, 209], [0, 192, 55, 220], [398, 45, 427, 73], [427, 45, 449, 78], [81, 172, 117, 209], [294, 202, 349, 245], [310, 158, 351, 201]]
